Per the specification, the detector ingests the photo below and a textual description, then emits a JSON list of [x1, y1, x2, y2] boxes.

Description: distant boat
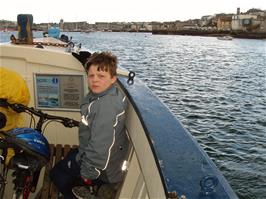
[[217, 36, 233, 40], [47, 27, 60, 39]]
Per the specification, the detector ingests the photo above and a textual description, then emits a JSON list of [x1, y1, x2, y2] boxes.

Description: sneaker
[[72, 186, 95, 199]]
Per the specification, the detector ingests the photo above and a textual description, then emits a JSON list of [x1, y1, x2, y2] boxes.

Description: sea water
[[1, 31, 266, 199]]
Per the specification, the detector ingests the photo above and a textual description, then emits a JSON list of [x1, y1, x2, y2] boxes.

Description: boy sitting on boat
[[50, 52, 129, 199]]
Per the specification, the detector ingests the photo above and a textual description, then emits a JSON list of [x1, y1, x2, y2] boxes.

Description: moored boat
[[217, 36, 233, 40], [0, 15, 239, 199]]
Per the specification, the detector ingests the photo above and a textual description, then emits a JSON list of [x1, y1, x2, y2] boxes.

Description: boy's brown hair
[[84, 52, 117, 77]]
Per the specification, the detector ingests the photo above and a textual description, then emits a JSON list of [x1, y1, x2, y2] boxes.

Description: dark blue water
[[1, 31, 266, 199]]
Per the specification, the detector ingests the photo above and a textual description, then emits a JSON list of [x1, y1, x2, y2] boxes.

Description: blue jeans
[[50, 148, 81, 199]]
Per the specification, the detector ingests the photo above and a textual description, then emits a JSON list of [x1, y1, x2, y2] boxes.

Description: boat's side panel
[[119, 151, 148, 198], [0, 44, 85, 145], [118, 102, 166, 198], [118, 76, 238, 199]]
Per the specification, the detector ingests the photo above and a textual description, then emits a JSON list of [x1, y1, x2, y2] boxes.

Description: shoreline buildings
[[1, 8, 266, 39]]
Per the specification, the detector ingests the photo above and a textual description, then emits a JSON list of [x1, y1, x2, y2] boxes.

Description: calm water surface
[[1, 31, 266, 199]]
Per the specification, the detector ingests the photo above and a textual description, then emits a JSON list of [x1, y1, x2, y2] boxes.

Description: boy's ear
[[111, 76, 117, 84]]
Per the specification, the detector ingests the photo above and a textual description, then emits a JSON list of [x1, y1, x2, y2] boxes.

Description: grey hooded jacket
[[76, 84, 129, 183]]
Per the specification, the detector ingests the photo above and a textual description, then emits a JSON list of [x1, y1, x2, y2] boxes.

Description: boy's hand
[[73, 175, 92, 187], [80, 176, 92, 185], [74, 175, 102, 186]]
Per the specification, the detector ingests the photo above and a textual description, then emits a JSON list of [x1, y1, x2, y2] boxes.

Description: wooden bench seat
[[36, 144, 78, 199]]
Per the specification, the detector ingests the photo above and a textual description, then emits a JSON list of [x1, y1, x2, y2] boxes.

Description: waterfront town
[[1, 8, 266, 38]]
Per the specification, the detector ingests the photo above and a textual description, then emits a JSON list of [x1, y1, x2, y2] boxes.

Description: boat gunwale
[[118, 76, 239, 199]]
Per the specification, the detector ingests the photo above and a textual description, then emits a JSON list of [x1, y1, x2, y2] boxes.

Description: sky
[[1, 0, 265, 24]]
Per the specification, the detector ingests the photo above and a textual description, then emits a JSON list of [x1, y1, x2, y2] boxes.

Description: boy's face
[[87, 64, 117, 94]]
